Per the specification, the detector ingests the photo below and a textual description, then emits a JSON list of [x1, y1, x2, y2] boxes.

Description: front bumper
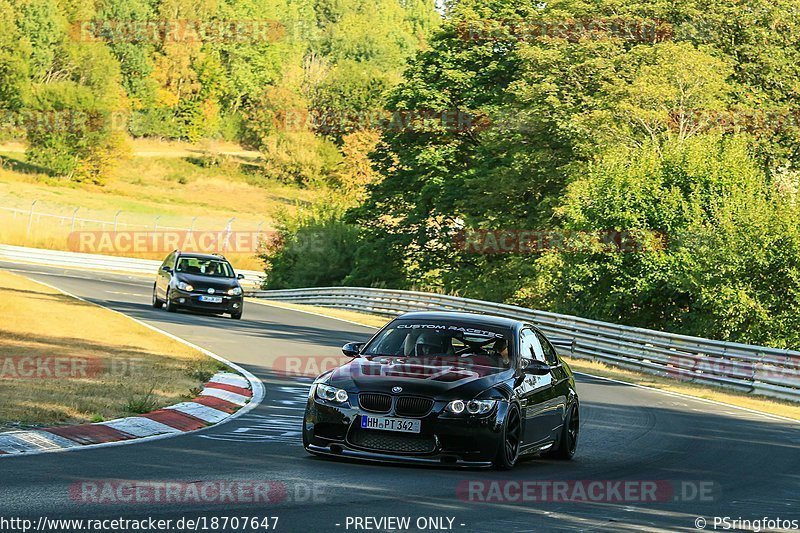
[[168, 289, 243, 313], [303, 391, 507, 467]]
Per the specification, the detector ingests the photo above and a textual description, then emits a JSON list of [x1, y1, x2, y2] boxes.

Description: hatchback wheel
[[151, 285, 163, 308]]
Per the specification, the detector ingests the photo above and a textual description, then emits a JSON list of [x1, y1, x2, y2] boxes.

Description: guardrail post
[[69, 208, 79, 233], [26, 200, 37, 236], [222, 218, 235, 253], [113, 210, 122, 232]]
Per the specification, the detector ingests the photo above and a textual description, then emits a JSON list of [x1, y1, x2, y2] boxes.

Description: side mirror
[[237, 274, 245, 280], [161, 266, 172, 273], [550, 337, 576, 356], [522, 359, 551, 376], [342, 342, 364, 357]]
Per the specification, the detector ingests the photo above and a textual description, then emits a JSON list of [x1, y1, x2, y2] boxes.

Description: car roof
[[177, 252, 230, 262], [394, 311, 523, 329]]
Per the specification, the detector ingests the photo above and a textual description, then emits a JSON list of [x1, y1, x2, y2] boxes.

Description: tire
[[230, 310, 242, 320], [165, 293, 177, 312], [494, 404, 521, 470], [151, 285, 163, 308], [544, 403, 579, 460]]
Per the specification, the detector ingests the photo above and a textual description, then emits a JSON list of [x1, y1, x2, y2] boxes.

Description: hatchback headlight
[[446, 399, 497, 415], [228, 287, 243, 296], [177, 282, 194, 291], [316, 384, 349, 404]]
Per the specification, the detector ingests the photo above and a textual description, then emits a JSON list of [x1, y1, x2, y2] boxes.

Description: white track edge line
[[0, 274, 265, 459], [245, 298, 384, 328]]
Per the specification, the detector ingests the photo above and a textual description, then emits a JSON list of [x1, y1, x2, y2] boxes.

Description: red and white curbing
[[0, 371, 252, 456]]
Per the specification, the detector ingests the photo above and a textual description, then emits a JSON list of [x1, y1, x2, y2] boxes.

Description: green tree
[[18, 0, 128, 183], [529, 135, 800, 347], [261, 200, 360, 288], [0, 1, 30, 112]]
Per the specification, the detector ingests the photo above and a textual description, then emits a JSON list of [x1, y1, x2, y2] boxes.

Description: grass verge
[[249, 299, 800, 421], [0, 271, 227, 429], [0, 147, 315, 271]]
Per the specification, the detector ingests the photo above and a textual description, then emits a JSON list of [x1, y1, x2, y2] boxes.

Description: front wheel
[[544, 403, 579, 460], [165, 294, 177, 312], [151, 285, 163, 308], [230, 310, 242, 320], [494, 404, 521, 470]]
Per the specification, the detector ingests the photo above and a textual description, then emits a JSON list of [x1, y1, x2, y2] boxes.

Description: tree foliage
[[337, 0, 800, 346], [2, 0, 439, 182]]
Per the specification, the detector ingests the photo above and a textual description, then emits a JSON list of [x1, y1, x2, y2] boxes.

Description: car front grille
[[395, 396, 434, 417], [358, 393, 392, 413], [192, 288, 231, 295], [351, 430, 436, 454]]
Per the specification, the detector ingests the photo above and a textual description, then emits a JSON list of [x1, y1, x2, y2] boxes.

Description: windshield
[[362, 320, 513, 369], [175, 257, 234, 278]]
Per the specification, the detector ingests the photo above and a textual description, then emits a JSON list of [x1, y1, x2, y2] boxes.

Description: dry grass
[[0, 271, 225, 429], [0, 148, 316, 270], [250, 300, 800, 421]]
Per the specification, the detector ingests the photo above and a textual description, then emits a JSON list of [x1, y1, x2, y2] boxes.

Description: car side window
[[519, 329, 546, 364], [162, 252, 175, 270], [535, 330, 559, 366]]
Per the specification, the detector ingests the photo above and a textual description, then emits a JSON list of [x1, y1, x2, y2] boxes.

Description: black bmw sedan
[[302, 311, 579, 469]]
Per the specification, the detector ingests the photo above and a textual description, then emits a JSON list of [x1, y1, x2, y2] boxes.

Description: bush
[[261, 201, 359, 289], [524, 134, 800, 348]]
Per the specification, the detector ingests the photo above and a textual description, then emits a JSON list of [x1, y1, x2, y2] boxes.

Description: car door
[[157, 252, 175, 298], [515, 328, 556, 446], [535, 329, 569, 436]]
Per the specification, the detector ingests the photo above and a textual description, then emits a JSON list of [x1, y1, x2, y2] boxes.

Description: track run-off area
[[0, 262, 797, 533]]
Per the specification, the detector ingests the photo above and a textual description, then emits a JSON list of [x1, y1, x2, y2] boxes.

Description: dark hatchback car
[[303, 311, 579, 469], [152, 251, 245, 319]]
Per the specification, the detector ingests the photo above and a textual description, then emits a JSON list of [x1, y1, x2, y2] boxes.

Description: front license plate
[[199, 296, 223, 303], [360, 416, 421, 433]]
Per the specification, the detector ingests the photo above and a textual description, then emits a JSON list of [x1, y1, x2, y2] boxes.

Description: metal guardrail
[[251, 287, 800, 402], [0, 244, 265, 290], [1, 244, 796, 402]]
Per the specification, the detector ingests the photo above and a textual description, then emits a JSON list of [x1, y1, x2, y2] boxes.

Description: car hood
[[326, 356, 513, 398], [175, 273, 239, 291]]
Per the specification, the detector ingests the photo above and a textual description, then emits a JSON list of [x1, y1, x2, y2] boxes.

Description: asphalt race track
[[1, 262, 798, 532]]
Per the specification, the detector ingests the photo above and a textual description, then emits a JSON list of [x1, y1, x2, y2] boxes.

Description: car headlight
[[228, 287, 242, 296], [177, 282, 194, 291], [446, 399, 497, 415], [316, 384, 349, 404]]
